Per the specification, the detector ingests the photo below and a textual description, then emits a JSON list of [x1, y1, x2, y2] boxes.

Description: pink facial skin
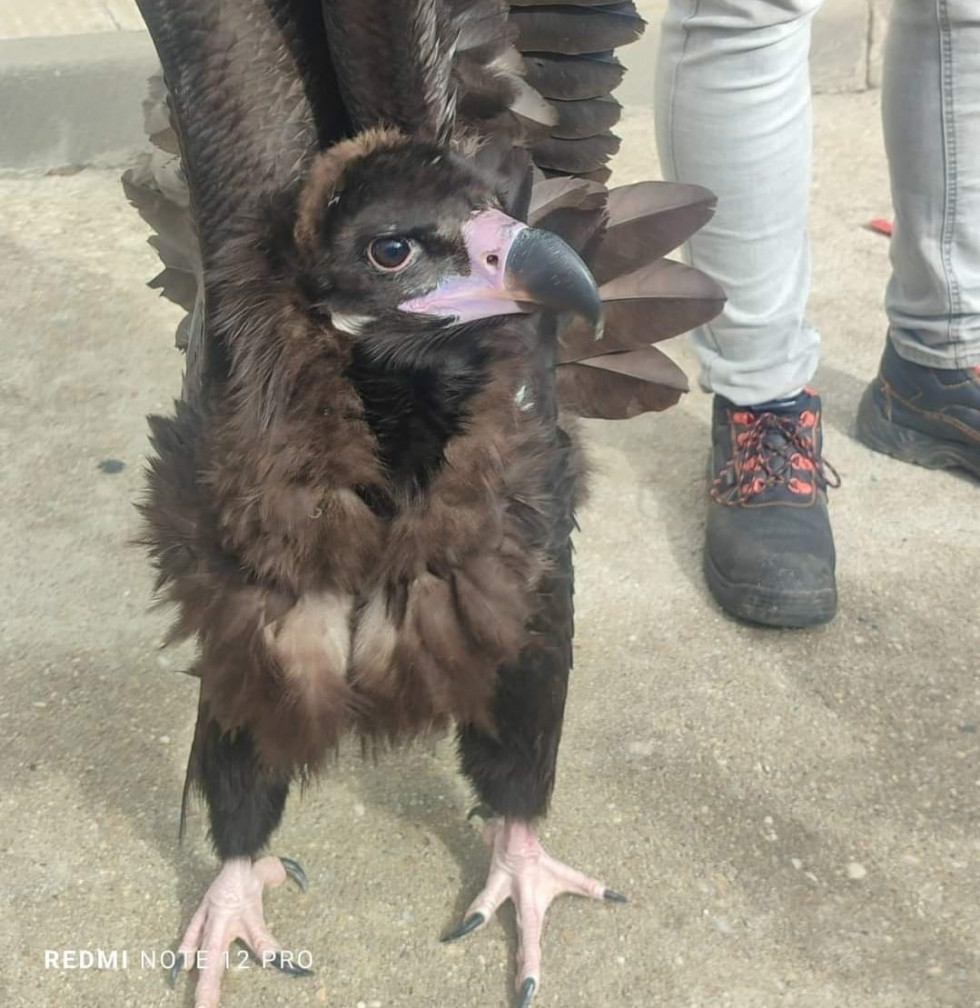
[[398, 208, 531, 323]]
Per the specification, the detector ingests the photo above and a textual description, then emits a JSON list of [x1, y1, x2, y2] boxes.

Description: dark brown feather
[[557, 347, 688, 419], [131, 0, 725, 845], [523, 52, 625, 100], [138, 126, 574, 776], [135, 0, 346, 252], [529, 175, 607, 219], [322, 0, 459, 142], [560, 259, 727, 362], [549, 95, 622, 139], [590, 181, 718, 284], [509, 2, 644, 54], [531, 130, 621, 174], [525, 176, 611, 266]]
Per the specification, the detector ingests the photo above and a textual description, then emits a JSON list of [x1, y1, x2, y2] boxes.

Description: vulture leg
[[445, 818, 623, 1007], [168, 717, 311, 1004], [451, 543, 623, 1004]]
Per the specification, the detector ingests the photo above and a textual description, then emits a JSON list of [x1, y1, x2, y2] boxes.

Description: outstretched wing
[[126, 0, 349, 399], [140, 0, 346, 240], [126, 0, 723, 416]]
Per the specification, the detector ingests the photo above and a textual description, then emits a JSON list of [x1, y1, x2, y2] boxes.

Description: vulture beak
[[399, 208, 603, 337]]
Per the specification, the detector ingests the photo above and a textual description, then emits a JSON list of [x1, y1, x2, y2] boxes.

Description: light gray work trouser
[[656, 0, 980, 405]]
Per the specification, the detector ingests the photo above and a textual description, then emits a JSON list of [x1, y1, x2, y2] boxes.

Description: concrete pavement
[[0, 91, 978, 1008]]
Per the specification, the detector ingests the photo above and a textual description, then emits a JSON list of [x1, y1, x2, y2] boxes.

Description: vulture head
[[293, 128, 602, 365]]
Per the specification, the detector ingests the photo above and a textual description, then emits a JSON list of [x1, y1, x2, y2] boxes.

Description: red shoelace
[[711, 408, 841, 506]]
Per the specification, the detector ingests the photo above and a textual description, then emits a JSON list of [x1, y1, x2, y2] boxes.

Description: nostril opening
[[485, 253, 499, 269]]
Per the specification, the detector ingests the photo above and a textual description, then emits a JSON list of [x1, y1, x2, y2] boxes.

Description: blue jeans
[[656, 0, 980, 405]]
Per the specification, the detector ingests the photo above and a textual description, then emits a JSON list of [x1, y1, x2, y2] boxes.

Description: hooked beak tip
[[504, 226, 603, 332]]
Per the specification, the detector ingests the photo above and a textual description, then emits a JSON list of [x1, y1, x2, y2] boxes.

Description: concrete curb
[[0, 32, 156, 172], [0, 3, 890, 173]]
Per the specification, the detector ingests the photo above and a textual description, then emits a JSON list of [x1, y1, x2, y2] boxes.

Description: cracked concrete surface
[[1, 91, 978, 1008]]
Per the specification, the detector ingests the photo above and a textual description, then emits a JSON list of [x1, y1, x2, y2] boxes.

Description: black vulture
[[124, 1, 723, 1004]]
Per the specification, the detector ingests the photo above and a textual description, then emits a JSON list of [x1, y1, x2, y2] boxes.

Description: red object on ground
[[868, 218, 893, 236]]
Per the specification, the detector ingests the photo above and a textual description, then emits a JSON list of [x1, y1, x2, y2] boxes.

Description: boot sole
[[856, 381, 980, 478], [703, 547, 837, 629]]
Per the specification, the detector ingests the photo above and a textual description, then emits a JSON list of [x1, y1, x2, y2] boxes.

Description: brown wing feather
[[129, 0, 721, 427], [509, 3, 644, 54], [561, 260, 726, 361], [557, 347, 689, 419], [591, 181, 718, 284], [128, 0, 350, 400], [135, 0, 346, 250], [322, 0, 459, 142], [523, 52, 625, 100]]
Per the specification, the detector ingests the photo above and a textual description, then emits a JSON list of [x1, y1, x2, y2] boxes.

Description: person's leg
[[656, 0, 823, 405], [856, 0, 980, 477], [655, 0, 838, 629]]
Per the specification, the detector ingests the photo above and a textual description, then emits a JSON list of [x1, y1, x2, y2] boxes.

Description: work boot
[[705, 389, 840, 628], [856, 338, 980, 478]]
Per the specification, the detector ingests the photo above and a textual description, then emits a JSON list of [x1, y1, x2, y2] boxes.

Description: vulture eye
[[367, 236, 414, 272]]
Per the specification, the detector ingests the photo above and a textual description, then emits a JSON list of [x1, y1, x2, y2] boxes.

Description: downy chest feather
[[197, 362, 557, 761]]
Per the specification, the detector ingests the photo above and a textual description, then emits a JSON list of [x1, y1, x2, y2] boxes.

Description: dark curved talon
[[232, 937, 261, 966], [603, 888, 628, 903], [279, 856, 309, 892], [441, 912, 485, 942], [165, 950, 183, 989], [517, 976, 537, 1008], [269, 951, 315, 978], [466, 803, 494, 822]]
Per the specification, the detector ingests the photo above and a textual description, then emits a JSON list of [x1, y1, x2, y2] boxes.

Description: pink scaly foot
[[443, 818, 626, 1007], [167, 855, 313, 1008]]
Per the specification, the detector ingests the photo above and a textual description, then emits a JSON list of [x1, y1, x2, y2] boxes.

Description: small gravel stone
[[846, 861, 867, 880]]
